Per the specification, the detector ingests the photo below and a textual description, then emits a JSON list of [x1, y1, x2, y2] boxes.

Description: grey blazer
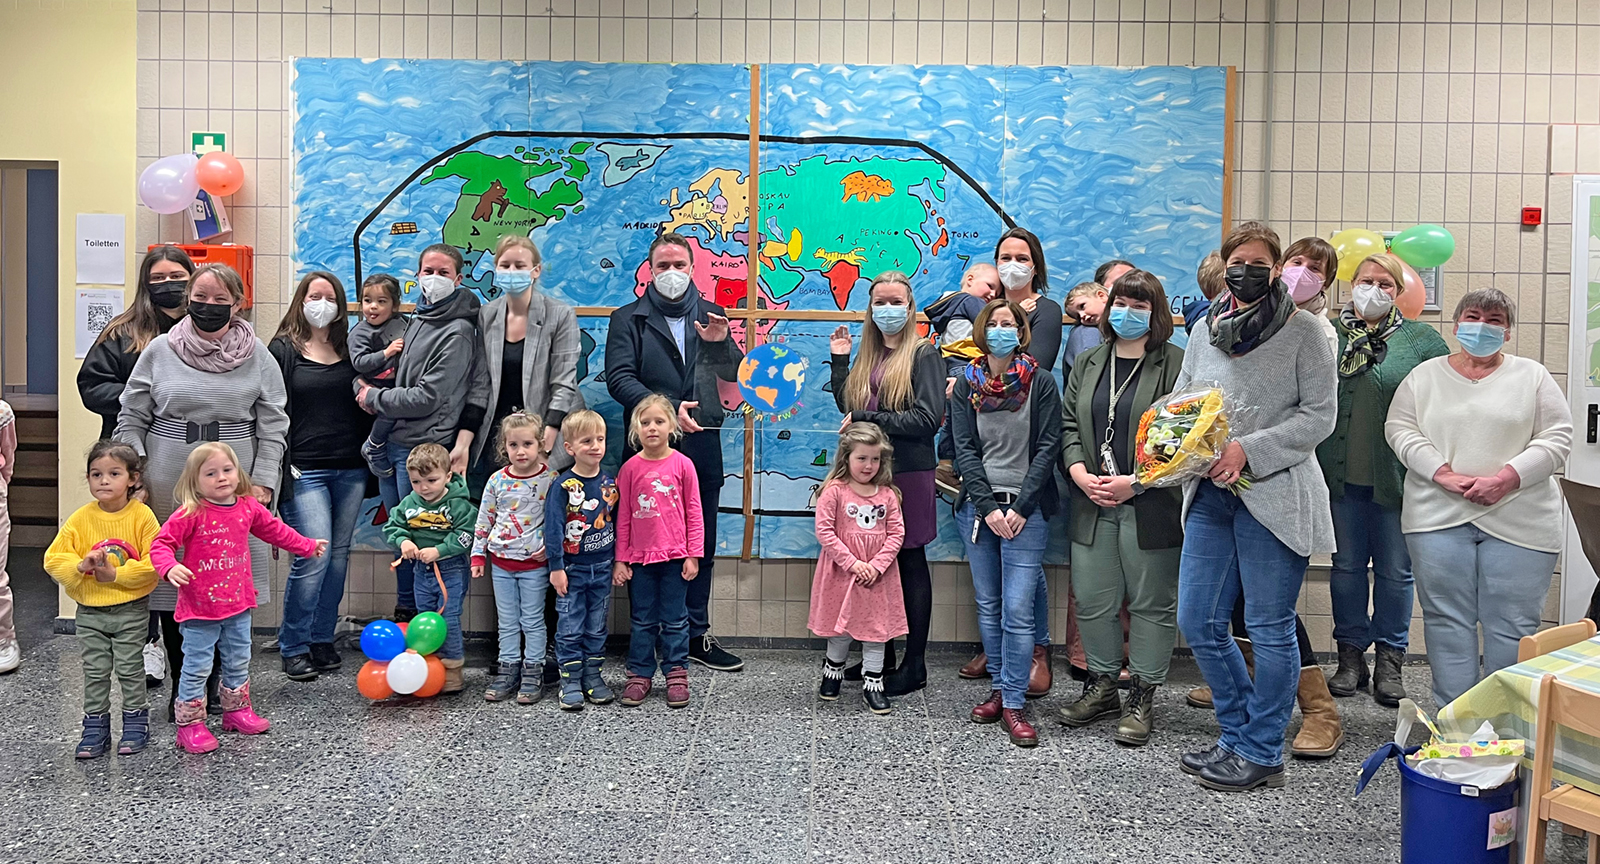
[[467, 291, 584, 465]]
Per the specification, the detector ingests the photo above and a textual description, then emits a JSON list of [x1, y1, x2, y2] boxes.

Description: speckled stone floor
[[0, 555, 1595, 864]]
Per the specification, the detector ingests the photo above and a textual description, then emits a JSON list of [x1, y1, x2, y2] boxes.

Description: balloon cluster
[[138, 152, 246, 214], [356, 615, 448, 700], [1329, 224, 1456, 320]]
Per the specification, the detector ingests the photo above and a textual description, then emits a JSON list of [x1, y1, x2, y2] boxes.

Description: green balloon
[[1390, 224, 1455, 269], [406, 611, 447, 655]]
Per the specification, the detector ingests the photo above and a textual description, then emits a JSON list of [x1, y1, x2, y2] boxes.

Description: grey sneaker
[[559, 661, 585, 710], [1058, 672, 1121, 727], [484, 662, 520, 702], [517, 660, 546, 704]]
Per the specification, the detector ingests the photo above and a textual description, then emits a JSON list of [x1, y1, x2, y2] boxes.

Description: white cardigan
[[1384, 354, 1573, 552]]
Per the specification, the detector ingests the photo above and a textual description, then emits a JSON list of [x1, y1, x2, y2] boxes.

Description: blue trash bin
[[1356, 743, 1521, 864]]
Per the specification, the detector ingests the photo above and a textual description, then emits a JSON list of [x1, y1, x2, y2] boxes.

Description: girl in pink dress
[[810, 422, 907, 715]]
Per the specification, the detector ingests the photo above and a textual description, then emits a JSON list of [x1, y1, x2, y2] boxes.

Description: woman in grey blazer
[[462, 234, 584, 495]]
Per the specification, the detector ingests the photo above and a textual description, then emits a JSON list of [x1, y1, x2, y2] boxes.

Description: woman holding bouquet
[[1173, 224, 1337, 792], [1057, 271, 1184, 747], [1316, 252, 1448, 707], [1385, 287, 1571, 706]]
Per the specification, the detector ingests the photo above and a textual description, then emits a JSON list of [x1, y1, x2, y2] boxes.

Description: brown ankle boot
[[440, 657, 465, 694], [958, 652, 990, 680], [1290, 666, 1343, 759], [1025, 645, 1052, 697]]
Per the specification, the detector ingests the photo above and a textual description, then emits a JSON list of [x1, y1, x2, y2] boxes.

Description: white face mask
[[418, 274, 456, 304], [303, 297, 340, 329], [997, 261, 1033, 290], [654, 269, 692, 301], [1352, 282, 1395, 319]]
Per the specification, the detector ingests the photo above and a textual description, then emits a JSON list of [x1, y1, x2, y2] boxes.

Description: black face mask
[[188, 301, 233, 333], [1225, 264, 1274, 303], [148, 280, 187, 309]]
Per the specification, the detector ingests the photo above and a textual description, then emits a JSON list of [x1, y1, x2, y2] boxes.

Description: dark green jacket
[[1062, 341, 1185, 550], [382, 474, 478, 559], [1316, 315, 1450, 511]]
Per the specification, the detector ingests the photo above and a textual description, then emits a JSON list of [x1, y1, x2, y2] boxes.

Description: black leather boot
[[1327, 643, 1368, 696], [818, 659, 845, 701], [1195, 752, 1286, 792], [1371, 643, 1408, 707]]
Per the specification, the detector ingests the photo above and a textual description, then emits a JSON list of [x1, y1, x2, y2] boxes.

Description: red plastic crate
[[147, 243, 254, 309]]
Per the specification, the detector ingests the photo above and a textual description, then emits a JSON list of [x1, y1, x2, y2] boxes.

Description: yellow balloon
[[1331, 229, 1387, 282]]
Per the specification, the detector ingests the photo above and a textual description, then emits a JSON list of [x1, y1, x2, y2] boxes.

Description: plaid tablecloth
[[1437, 634, 1600, 795]]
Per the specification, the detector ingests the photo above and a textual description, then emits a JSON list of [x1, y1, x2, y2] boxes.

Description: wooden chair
[[1524, 674, 1600, 864], [1518, 620, 1599, 663]]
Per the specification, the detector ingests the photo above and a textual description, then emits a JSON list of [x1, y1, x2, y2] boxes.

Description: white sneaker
[[143, 640, 166, 683], [0, 639, 20, 674]]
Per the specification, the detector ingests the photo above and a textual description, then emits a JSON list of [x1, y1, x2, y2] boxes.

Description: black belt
[[149, 418, 256, 444], [992, 491, 1018, 507]]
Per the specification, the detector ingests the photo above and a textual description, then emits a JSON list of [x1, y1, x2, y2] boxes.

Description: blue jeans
[[177, 610, 252, 701], [386, 441, 417, 610], [1329, 484, 1414, 651], [626, 559, 690, 677], [1407, 524, 1559, 706], [491, 562, 549, 665], [1177, 483, 1308, 767], [960, 502, 1050, 709], [556, 560, 613, 664], [278, 468, 368, 658], [412, 554, 470, 660]]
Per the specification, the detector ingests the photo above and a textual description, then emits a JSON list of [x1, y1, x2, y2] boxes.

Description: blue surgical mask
[[985, 326, 1020, 356], [872, 304, 909, 335], [495, 270, 534, 295], [1455, 321, 1506, 358], [1108, 306, 1151, 340]]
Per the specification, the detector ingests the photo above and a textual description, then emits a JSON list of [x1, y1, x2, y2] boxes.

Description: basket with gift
[[1133, 384, 1253, 492]]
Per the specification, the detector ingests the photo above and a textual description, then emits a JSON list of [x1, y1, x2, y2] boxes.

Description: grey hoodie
[[362, 288, 483, 448]]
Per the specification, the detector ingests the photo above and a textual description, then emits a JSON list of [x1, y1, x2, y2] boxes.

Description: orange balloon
[[1397, 260, 1427, 319], [357, 660, 394, 700], [195, 151, 245, 197], [414, 655, 446, 698], [397, 622, 408, 636]]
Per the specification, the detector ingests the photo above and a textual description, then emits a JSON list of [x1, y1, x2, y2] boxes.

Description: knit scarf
[[1208, 285, 1295, 357], [1338, 305, 1403, 379], [964, 352, 1036, 413], [167, 317, 258, 374]]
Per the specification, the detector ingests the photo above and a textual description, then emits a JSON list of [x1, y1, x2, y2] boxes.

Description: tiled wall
[[134, 0, 1600, 648]]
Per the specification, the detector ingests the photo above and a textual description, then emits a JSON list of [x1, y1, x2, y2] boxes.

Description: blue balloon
[[360, 620, 406, 663]]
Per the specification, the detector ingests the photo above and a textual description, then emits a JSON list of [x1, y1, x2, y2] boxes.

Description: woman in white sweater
[[1384, 287, 1572, 706]]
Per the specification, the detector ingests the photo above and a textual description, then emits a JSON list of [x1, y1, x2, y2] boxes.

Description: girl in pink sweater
[[810, 422, 906, 715], [613, 395, 703, 710], [151, 442, 325, 754]]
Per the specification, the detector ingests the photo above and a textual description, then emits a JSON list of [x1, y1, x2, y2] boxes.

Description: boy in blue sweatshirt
[[543, 410, 620, 710]]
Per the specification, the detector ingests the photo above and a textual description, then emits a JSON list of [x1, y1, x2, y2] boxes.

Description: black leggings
[[1230, 600, 1317, 668], [897, 546, 932, 668]]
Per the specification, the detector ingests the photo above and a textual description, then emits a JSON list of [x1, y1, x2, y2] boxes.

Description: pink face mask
[[1280, 265, 1325, 303]]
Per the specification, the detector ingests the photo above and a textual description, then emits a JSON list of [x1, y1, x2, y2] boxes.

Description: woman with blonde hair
[[1316, 252, 1447, 706], [830, 270, 947, 695]]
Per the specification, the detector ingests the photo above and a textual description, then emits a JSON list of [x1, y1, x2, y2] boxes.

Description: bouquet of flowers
[[1134, 385, 1253, 491]]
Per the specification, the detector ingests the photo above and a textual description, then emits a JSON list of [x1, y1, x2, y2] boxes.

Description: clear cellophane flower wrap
[[1133, 384, 1254, 492]]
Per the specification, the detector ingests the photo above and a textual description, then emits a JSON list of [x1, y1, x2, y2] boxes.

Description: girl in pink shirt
[[613, 395, 703, 710], [151, 442, 325, 754]]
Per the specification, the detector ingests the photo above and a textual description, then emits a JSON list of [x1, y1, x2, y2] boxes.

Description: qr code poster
[[75, 289, 125, 359]]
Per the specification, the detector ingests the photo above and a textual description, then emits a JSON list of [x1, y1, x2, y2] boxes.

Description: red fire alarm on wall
[[1522, 206, 1542, 226]]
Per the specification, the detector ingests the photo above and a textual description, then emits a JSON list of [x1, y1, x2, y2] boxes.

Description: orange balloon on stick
[[195, 151, 246, 196], [357, 660, 394, 700], [414, 655, 446, 698], [1397, 260, 1427, 319]]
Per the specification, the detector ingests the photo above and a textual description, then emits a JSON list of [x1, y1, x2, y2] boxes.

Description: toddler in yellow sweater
[[45, 441, 161, 759]]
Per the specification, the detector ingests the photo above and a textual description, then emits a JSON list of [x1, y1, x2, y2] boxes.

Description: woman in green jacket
[[1056, 270, 1185, 747], [1316, 251, 1448, 707]]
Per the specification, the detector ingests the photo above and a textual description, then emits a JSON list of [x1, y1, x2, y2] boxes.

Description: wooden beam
[[741, 64, 761, 561], [1222, 65, 1237, 241]]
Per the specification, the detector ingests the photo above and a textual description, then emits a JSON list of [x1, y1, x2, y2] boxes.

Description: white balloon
[[138, 153, 200, 215], [385, 650, 428, 694]]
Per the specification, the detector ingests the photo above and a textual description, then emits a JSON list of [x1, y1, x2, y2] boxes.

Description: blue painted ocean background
[[294, 60, 1224, 560]]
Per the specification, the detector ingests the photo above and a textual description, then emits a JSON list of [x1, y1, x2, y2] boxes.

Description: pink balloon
[[195, 152, 245, 197], [138, 154, 200, 214], [1397, 260, 1427, 319]]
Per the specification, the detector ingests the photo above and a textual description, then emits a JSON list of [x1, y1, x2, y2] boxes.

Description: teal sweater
[[1316, 316, 1450, 511]]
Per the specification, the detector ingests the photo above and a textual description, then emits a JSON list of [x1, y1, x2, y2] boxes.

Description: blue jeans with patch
[[491, 562, 549, 665], [412, 554, 470, 661], [278, 468, 368, 659], [556, 560, 613, 665], [177, 610, 252, 701], [960, 502, 1051, 710], [1329, 484, 1414, 652], [626, 560, 690, 677], [1177, 483, 1308, 768]]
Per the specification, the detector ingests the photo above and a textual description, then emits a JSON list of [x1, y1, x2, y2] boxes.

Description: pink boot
[[174, 697, 218, 754], [219, 681, 271, 735]]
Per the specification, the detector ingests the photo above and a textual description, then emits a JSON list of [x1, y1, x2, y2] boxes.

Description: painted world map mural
[[292, 59, 1227, 560]]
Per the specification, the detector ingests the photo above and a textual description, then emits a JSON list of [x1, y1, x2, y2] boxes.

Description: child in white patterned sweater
[[471, 410, 558, 704]]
